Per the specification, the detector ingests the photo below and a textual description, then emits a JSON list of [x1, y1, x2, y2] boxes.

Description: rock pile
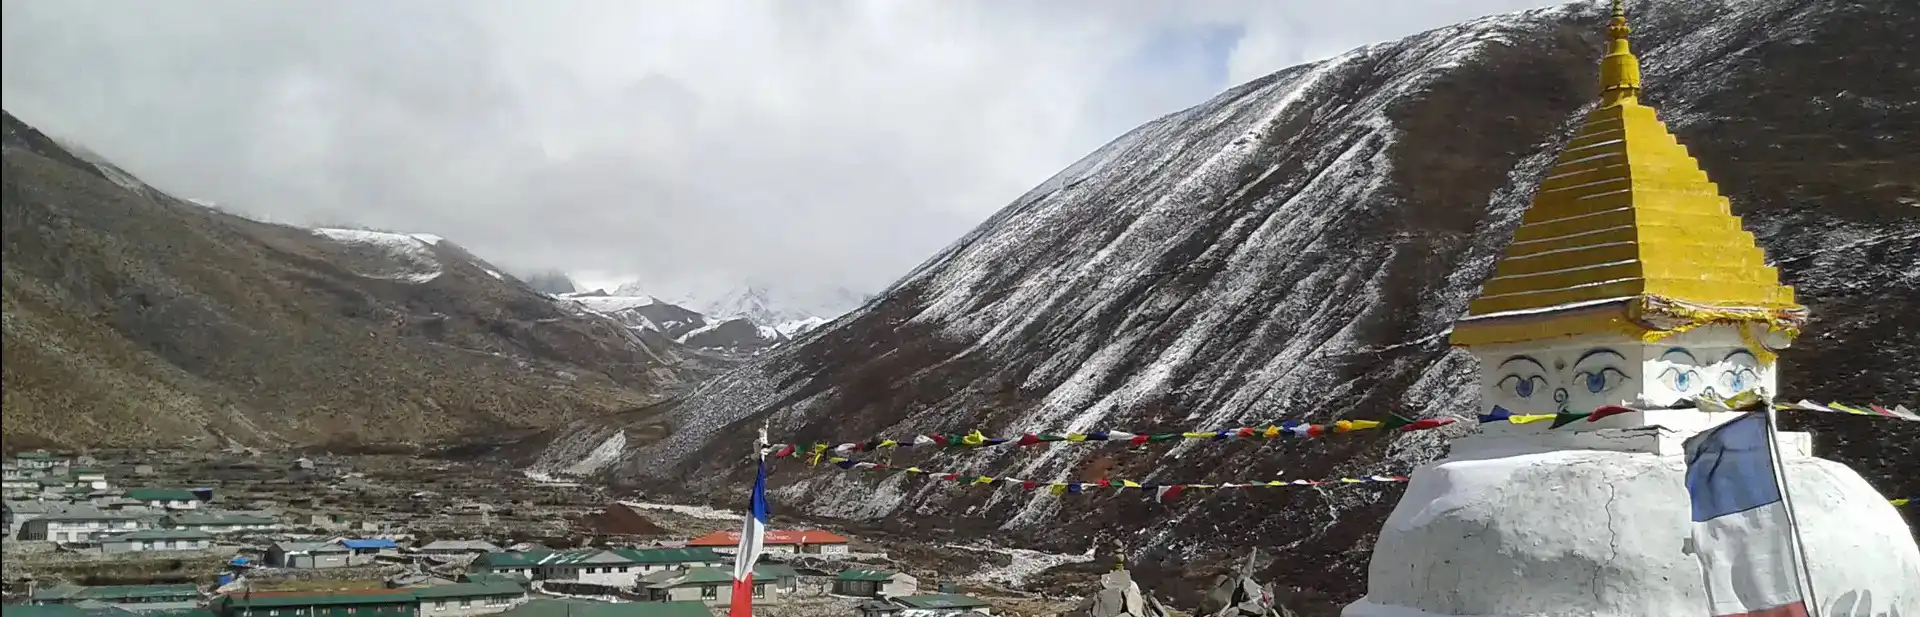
[[1078, 568, 1173, 617]]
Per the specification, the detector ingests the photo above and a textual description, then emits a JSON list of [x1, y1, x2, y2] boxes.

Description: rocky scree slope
[[1, 110, 729, 451], [536, 0, 1917, 609]]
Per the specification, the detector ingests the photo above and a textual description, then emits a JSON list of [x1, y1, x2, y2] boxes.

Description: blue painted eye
[[1497, 375, 1548, 399], [1659, 367, 1701, 392], [1575, 368, 1630, 394]]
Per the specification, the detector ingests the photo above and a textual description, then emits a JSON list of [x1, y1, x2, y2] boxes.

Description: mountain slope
[[539, 0, 1916, 609], [1, 111, 727, 450]]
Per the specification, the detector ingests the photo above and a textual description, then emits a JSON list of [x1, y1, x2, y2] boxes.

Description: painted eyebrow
[[1660, 347, 1698, 362], [1724, 349, 1758, 362], [1575, 349, 1627, 366], [1497, 355, 1546, 372]]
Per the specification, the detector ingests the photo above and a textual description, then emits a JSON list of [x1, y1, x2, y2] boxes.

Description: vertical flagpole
[[1760, 397, 1823, 617]]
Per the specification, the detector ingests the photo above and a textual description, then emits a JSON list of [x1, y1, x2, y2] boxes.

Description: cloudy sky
[[2, 0, 1553, 298]]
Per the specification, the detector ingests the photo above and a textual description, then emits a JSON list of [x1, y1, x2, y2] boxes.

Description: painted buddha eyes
[[1719, 367, 1761, 394], [1659, 366, 1703, 393], [1498, 374, 1550, 399], [1573, 367, 1629, 394]]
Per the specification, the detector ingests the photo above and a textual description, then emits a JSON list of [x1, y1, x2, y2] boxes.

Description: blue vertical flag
[[1683, 411, 1810, 617]]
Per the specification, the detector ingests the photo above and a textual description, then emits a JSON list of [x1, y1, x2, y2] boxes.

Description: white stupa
[[1344, 3, 1920, 617]]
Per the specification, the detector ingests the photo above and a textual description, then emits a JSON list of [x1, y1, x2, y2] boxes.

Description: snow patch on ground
[[950, 543, 1097, 588], [617, 501, 741, 522], [311, 228, 444, 283], [562, 430, 627, 477]]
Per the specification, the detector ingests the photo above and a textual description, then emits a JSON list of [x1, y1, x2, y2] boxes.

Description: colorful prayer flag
[[728, 457, 771, 617], [1683, 411, 1810, 617]]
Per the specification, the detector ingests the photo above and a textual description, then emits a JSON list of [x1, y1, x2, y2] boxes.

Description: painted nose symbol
[[1553, 388, 1570, 404]]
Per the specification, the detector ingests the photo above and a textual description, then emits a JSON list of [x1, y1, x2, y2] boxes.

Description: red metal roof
[[686, 529, 849, 546]]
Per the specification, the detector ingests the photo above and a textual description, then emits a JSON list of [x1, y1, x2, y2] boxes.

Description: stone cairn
[[1198, 550, 1295, 617], [1078, 543, 1173, 617]]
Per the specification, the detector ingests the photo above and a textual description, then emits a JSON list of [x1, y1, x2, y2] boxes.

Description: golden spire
[[1448, 0, 1805, 349], [1599, 0, 1641, 106]]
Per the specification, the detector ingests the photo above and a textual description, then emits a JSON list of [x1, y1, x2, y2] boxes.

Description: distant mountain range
[[520, 272, 870, 355]]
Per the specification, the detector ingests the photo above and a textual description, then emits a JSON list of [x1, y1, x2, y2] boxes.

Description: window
[[460, 600, 471, 609], [434, 601, 445, 611], [701, 586, 718, 599], [346, 609, 357, 615], [753, 584, 767, 599]]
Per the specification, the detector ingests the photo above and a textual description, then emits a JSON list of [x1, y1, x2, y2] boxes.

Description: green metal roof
[[31, 584, 200, 602], [125, 489, 199, 502], [412, 582, 525, 600], [893, 594, 990, 609], [837, 568, 896, 582], [497, 599, 712, 617], [215, 590, 416, 609], [641, 566, 733, 589], [111, 529, 214, 541], [3, 606, 91, 617], [606, 547, 725, 565], [460, 573, 529, 587]]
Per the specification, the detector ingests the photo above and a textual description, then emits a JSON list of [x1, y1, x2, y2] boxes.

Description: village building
[[125, 489, 201, 510], [266, 541, 352, 568], [412, 582, 528, 617], [12, 450, 70, 470], [418, 540, 503, 556], [18, 507, 144, 542], [834, 568, 917, 598], [4, 499, 58, 537], [99, 528, 215, 553], [69, 469, 110, 491], [606, 547, 728, 575], [635, 564, 796, 606], [212, 589, 418, 617], [686, 529, 850, 555], [1344, 3, 1920, 617], [165, 512, 279, 534], [472, 549, 638, 587], [858, 594, 994, 616], [341, 538, 400, 564], [30, 584, 203, 612], [496, 599, 711, 617]]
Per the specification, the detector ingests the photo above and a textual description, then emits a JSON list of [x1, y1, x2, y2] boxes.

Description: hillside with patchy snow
[[552, 291, 787, 354], [533, 0, 1917, 609], [2, 110, 727, 449]]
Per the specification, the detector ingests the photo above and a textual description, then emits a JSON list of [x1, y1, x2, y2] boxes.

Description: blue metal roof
[[340, 538, 397, 549]]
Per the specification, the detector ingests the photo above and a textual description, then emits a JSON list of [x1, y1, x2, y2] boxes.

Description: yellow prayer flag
[[1049, 484, 1067, 496], [1340, 478, 1362, 483], [1066, 433, 1088, 442], [878, 439, 898, 448], [973, 476, 995, 485], [1121, 480, 1141, 489], [1347, 420, 1382, 430], [1891, 498, 1909, 507], [1262, 426, 1281, 439], [1182, 432, 1215, 439], [1333, 420, 1354, 432], [962, 430, 987, 447], [905, 467, 925, 474], [1510, 414, 1557, 424]]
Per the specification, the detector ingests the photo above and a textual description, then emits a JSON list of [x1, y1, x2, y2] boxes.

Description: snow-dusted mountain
[[534, 0, 1917, 610], [554, 291, 786, 354], [608, 280, 867, 337]]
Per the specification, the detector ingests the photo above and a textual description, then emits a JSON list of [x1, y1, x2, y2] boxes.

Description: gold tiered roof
[[1449, 0, 1806, 347]]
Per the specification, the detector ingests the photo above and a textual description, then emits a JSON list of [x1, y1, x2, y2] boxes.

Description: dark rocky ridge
[[2, 110, 731, 450]]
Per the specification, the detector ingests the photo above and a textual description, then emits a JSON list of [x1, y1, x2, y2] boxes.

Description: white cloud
[[0, 0, 1556, 293]]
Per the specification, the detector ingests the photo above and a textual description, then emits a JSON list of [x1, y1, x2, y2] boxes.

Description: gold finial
[[1600, 0, 1641, 106]]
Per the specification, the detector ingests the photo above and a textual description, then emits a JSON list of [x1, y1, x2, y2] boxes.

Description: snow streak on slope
[[311, 228, 444, 283]]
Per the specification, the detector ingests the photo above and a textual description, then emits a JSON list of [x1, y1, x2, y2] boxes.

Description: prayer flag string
[[781, 455, 1408, 503], [765, 415, 1457, 459], [1475, 398, 1918, 428]]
